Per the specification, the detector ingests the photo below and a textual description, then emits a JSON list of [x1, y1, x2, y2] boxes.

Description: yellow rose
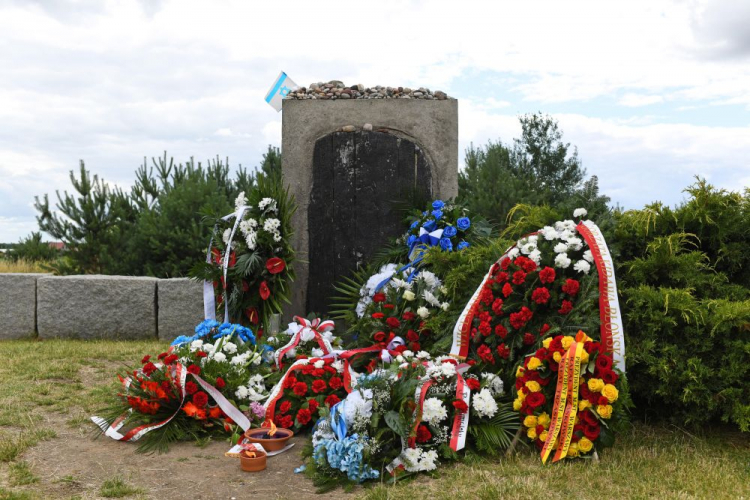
[[578, 437, 594, 453], [517, 390, 527, 401], [513, 398, 522, 411], [539, 430, 548, 443], [580, 350, 590, 364], [553, 351, 562, 363], [403, 290, 416, 301], [542, 337, 552, 348], [579, 400, 592, 411], [537, 412, 551, 428], [527, 427, 537, 440], [562, 336, 574, 350], [596, 404, 613, 419], [523, 415, 538, 428], [566, 442, 579, 457], [527, 357, 543, 370], [525, 380, 541, 393], [602, 384, 619, 403], [516, 366, 525, 378], [587, 378, 605, 393]]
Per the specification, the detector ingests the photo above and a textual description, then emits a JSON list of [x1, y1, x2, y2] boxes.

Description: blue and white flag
[[265, 71, 299, 112]]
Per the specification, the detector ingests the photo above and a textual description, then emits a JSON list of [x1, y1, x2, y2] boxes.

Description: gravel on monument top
[[285, 80, 452, 101]]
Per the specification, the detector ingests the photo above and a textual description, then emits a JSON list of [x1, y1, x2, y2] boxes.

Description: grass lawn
[[1, 339, 749, 499]]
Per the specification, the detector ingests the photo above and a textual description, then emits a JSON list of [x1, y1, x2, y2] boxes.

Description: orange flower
[[183, 401, 200, 417], [208, 407, 223, 419]]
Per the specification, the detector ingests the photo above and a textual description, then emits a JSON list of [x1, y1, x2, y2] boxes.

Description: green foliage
[[8, 232, 59, 263]]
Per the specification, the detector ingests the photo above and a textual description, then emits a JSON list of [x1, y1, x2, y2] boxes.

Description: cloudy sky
[[1, 0, 749, 242]]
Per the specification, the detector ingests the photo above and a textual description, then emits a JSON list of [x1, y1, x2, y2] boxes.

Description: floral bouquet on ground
[[191, 174, 296, 332], [265, 316, 344, 370], [94, 320, 273, 453], [514, 330, 626, 462], [404, 199, 477, 255], [304, 357, 516, 490]]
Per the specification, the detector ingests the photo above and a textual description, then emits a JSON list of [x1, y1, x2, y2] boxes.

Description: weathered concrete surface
[[157, 278, 204, 341], [37, 275, 158, 339], [282, 99, 458, 319], [0, 273, 50, 339]]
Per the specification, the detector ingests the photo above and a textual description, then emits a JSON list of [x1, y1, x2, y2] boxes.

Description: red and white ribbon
[[273, 316, 335, 370]]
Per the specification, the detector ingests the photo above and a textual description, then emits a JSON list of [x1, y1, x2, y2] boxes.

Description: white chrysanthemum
[[402, 448, 422, 471], [245, 231, 257, 250], [507, 247, 520, 258], [529, 249, 542, 265], [300, 327, 315, 343], [472, 388, 498, 418], [239, 219, 257, 235], [573, 208, 588, 218], [311, 348, 324, 358], [230, 353, 247, 365], [222, 228, 231, 244], [417, 307, 430, 319], [391, 277, 409, 290], [313, 359, 325, 369], [521, 242, 537, 255], [555, 253, 572, 269], [273, 233, 282, 242], [573, 260, 592, 274], [212, 351, 227, 363], [202, 343, 215, 353], [258, 197, 277, 212], [482, 372, 505, 395], [422, 397, 448, 425], [250, 352, 262, 366], [528, 235, 539, 243], [566, 237, 583, 251], [553, 242, 569, 254], [343, 389, 373, 425], [441, 302, 450, 311], [332, 359, 345, 373], [541, 226, 558, 241], [562, 220, 577, 230], [419, 449, 439, 471], [416, 270, 441, 289], [235, 191, 247, 211], [402, 350, 414, 359], [235, 386, 249, 399], [583, 249, 594, 263], [423, 290, 441, 308], [416, 351, 431, 360], [263, 218, 281, 232], [222, 342, 237, 354], [190, 339, 203, 352]]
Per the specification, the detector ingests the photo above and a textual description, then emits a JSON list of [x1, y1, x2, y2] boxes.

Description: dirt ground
[[23, 415, 354, 500]]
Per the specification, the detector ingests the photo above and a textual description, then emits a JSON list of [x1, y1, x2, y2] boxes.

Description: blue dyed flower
[[432, 200, 445, 210], [314, 435, 379, 483], [410, 220, 419, 229], [407, 234, 417, 248], [458, 241, 470, 250], [457, 217, 471, 231], [423, 219, 437, 232], [431, 209, 443, 220], [443, 225, 457, 238], [439, 237, 453, 252], [170, 335, 192, 347]]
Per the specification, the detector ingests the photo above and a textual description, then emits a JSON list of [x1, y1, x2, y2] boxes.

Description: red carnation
[[373, 331, 386, 342], [452, 399, 469, 413], [539, 266, 556, 284], [558, 300, 573, 315], [196, 351, 207, 358], [266, 257, 286, 274], [164, 354, 178, 365], [523, 332, 536, 345], [410, 342, 421, 352], [142, 362, 157, 376], [512, 270, 527, 285], [416, 424, 432, 443], [215, 377, 225, 389], [521, 258, 537, 273], [531, 287, 551, 304], [500, 257, 511, 270], [383, 303, 395, 310], [526, 392, 546, 408], [325, 394, 341, 407], [312, 379, 328, 394], [540, 323, 551, 335], [279, 415, 294, 428], [293, 381, 308, 397], [562, 279, 580, 296], [497, 343, 510, 359], [386, 317, 401, 329], [403, 311, 416, 321], [406, 329, 420, 342], [495, 271, 509, 283], [479, 321, 492, 336], [329, 376, 343, 390], [308, 399, 319, 413], [259, 281, 271, 301], [185, 381, 198, 395], [187, 364, 201, 375], [477, 344, 495, 364], [492, 298, 504, 315], [193, 391, 209, 408], [373, 292, 386, 303], [495, 324, 508, 338], [280, 400, 292, 414], [466, 378, 481, 391], [372, 312, 385, 319], [157, 352, 168, 360], [502, 283, 513, 297], [141, 355, 151, 364], [296, 408, 312, 425]]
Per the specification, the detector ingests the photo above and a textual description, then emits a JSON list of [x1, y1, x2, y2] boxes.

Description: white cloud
[[619, 94, 665, 107]]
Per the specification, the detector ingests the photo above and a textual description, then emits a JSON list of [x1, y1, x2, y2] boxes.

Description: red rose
[[600, 369, 619, 384], [266, 257, 286, 274], [531, 287, 551, 305], [280, 400, 292, 414], [187, 364, 201, 375], [196, 351, 207, 358], [383, 304, 395, 310], [540, 323, 551, 335], [416, 424, 432, 443], [373, 292, 386, 303], [141, 355, 151, 364], [536, 348, 548, 359], [308, 399, 319, 413], [502, 283, 513, 297], [215, 377, 225, 389], [595, 355, 613, 371], [410, 342, 421, 352], [403, 311, 416, 321], [497, 343, 510, 359], [373, 331, 386, 342], [562, 279, 580, 296], [328, 377, 343, 390], [193, 391, 209, 408], [259, 281, 271, 301], [581, 410, 598, 426], [386, 317, 401, 329], [526, 392, 546, 408], [245, 307, 259, 325], [523, 333, 536, 345], [293, 381, 308, 397], [598, 395, 610, 406], [372, 312, 385, 319], [406, 329, 420, 342], [558, 300, 573, 315], [185, 381, 198, 395], [325, 394, 341, 407], [466, 378, 481, 391], [452, 399, 469, 413], [584, 423, 601, 440], [585, 341, 603, 354], [297, 408, 312, 425], [142, 362, 157, 376], [312, 379, 328, 394], [539, 266, 556, 284], [512, 270, 527, 285], [495, 324, 508, 338]]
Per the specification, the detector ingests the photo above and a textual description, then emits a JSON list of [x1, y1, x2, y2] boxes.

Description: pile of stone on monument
[[284, 80, 451, 100]]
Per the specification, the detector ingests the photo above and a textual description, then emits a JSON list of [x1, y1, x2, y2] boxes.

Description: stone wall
[[0, 274, 205, 340]]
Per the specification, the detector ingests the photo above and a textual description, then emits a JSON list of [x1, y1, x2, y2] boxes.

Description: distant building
[[48, 242, 65, 251]]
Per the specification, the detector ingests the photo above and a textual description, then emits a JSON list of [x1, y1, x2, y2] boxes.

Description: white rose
[[417, 307, 430, 319], [403, 290, 416, 301]]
